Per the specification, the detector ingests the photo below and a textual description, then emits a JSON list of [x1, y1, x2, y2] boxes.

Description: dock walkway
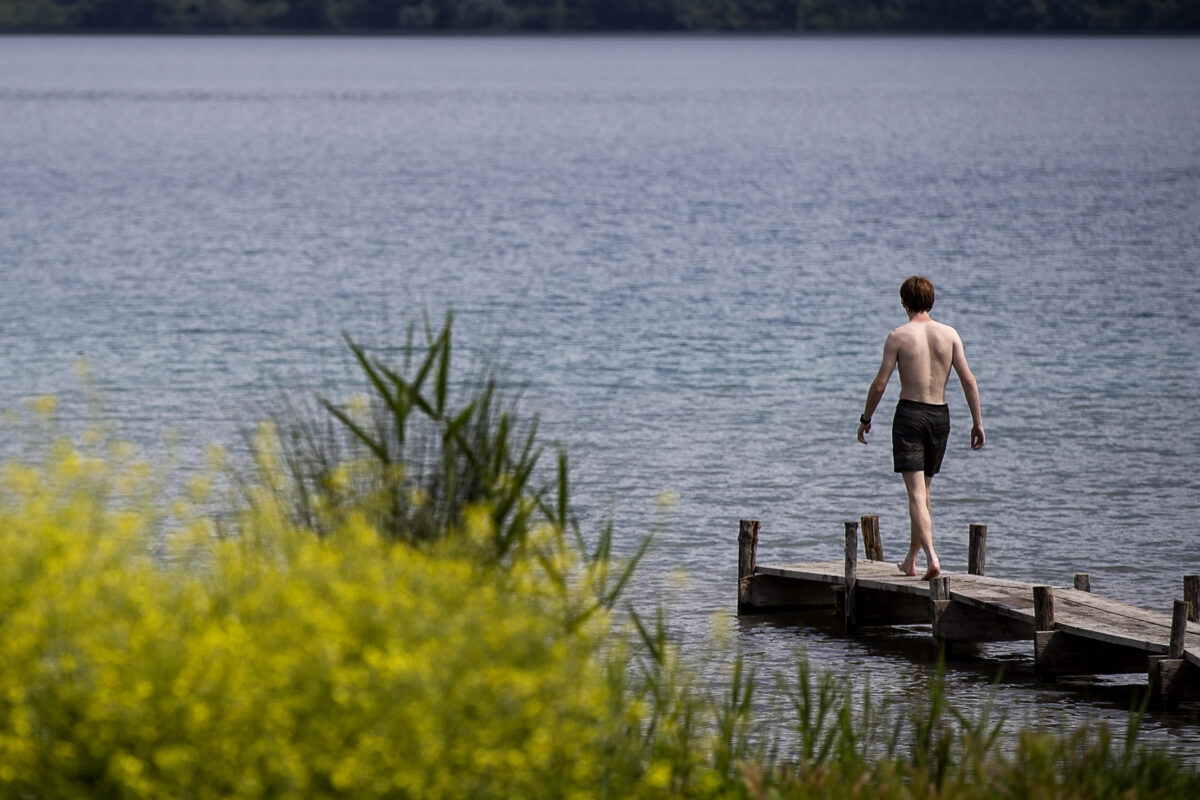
[[737, 519, 1200, 708]]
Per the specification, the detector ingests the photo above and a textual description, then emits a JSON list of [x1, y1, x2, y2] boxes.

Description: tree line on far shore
[[2, 0, 1198, 32]]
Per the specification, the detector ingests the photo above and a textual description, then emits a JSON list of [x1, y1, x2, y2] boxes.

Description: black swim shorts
[[892, 399, 950, 476]]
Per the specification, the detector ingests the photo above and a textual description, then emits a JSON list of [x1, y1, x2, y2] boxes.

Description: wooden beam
[[937, 601, 1034, 643], [968, 524, 987, 576], [742, 574, 836, 611], [737, 519, 760, 615], [1185, 575, 1199, 623], [1074, 573, 1091, 592], [1035, 631, 1149, 676], [854, 586, 928, 626]]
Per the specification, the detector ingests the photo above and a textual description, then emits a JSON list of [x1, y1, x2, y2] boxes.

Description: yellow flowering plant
[[0, 421, 658, 798]]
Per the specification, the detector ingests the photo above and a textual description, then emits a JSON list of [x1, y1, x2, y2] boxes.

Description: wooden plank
[[953, 589, 1036, 608], [1051, 604, 1197, 654], [946, 573, 1047, 591], [949, 590, 1035, 624], [1056, 589, 1200, 633], [1055, 605, 1186, 638], [1051, 596, 1200, 654], [758, 563, 1041, 594], [756, 562, 845, 583], [1053, 620, 1168, 653], [855, 576, 930, 597]]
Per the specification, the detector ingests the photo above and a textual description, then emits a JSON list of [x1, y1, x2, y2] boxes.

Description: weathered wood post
[[1032, 586, 1056, 678], [844, 521, 858, 630], [929, 574, 950, 631], [737, 519, 760, 615], [1186, 575, 1199, 623], [860, 515, 883, 561], [1150, 599, 1193, 710], [1033, 586, 1055, 632], [1169, 599, 1189, 660], [1074, 574, 1091, 592], [928, 576, 955, 655], [968, 524, 987, 576]]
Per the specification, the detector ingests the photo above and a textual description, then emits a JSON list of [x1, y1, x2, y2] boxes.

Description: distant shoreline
[[2, 0, 1197, 36], [1, 29, 1197, 37]]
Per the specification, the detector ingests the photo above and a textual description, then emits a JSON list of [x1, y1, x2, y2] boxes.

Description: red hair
[[900, 276, 935, 313]]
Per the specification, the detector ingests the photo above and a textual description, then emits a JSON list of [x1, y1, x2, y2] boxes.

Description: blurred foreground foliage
[[2, 0, 1198, 31], [0, 319, 1197, 798]]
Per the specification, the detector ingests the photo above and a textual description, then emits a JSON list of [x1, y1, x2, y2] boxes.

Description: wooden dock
[[737, 519, 1200, 708]]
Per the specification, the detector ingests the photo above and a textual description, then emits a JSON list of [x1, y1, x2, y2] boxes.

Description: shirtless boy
[[856, 276, 985, 581]]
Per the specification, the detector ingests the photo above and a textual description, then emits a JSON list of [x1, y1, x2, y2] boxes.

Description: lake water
[[2, 35, 1199, 756]]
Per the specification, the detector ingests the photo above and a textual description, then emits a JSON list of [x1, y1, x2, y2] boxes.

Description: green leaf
[[435, 317, 451, 416], [320, 398, 390, 465]]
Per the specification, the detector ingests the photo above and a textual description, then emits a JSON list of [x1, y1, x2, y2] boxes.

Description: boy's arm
[[951, 333, 985, 450], [858, 334, 899, 444]]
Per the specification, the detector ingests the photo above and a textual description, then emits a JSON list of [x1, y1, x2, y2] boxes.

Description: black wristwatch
[[860, 415, 871, 425]]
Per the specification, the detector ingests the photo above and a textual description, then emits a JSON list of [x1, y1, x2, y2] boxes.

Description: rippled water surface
[[2, 35, 1199, 755]]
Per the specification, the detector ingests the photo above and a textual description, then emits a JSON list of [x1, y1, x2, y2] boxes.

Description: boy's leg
[[901, 470, 939, 579]]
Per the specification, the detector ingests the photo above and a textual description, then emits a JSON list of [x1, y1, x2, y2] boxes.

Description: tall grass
[[257, 314, 548, 551], [0, 321, 1196, 798]]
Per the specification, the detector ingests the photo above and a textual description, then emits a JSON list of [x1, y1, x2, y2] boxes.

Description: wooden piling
[[1033, 586, 1055, 631], [860, 515, 883, 561], [1073, 574, 1091, 592], [929, 575, 950, 647], [844, 521, 858, 629], [1150, 601, 1195, 709], [968, 524, 987, 576], [737, 520, 760, 614], [1032, 586, 1057, 678], [1169, 599, 1189, 659], [1186, 575, 1199, 623], [929, 576, 950, 622]]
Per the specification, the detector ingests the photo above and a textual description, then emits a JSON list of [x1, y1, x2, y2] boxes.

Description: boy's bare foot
[[897, 561, 917, 577], [920, 566, 941, 581]]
